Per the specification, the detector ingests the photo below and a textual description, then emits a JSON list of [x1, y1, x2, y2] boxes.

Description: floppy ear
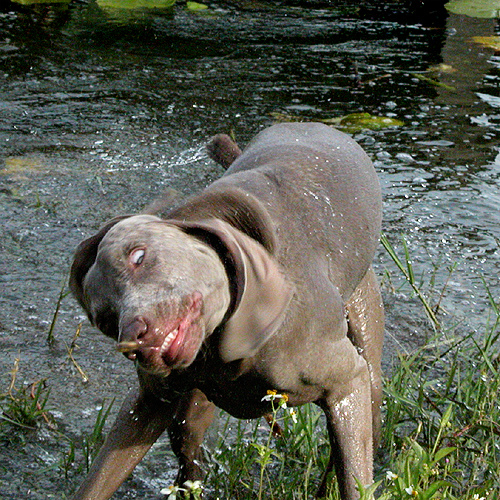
[[69, 216, 131, 309], [169, 219, 294, 363]]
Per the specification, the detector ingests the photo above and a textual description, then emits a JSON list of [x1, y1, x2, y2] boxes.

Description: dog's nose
[[117, 317, 148, 360]]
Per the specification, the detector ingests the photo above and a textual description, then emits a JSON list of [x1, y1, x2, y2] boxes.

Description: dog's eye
[[130, 248, 145, 266]]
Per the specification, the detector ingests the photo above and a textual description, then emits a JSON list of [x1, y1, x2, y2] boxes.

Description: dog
[[69, 122, 384, 500]]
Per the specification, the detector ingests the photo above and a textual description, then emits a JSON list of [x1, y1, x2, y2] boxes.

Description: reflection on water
[[0, 1, 499, 498]]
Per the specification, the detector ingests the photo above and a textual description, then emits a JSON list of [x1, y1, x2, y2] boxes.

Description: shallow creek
[[0, 1, 499, 498]]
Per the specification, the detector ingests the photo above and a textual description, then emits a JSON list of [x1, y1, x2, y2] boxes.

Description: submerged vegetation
[[0, 239, 499, 499]]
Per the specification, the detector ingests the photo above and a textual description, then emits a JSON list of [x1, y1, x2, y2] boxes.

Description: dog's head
[[70, 215, 293, 376]]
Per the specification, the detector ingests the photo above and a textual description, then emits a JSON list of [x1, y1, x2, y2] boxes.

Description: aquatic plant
[[0, 358, 52, 431]]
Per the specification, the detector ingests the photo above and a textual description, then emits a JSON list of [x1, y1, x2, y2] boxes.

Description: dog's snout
[[118, 317, 148, 360], [122, 316, 148, 341]]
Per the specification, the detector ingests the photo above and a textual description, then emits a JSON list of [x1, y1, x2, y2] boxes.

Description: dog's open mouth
[[159, 317, 188, 365], [160, 327, 180, 356], [117, 292, 204, 373]]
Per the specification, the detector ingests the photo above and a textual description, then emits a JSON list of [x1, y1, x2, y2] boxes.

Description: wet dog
[[70, 122, 384, 500]]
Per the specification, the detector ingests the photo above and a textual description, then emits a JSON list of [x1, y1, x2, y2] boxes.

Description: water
[[0, 1, 499, 498]]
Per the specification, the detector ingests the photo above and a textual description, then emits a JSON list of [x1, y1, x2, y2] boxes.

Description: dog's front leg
[[317, 362, 374, 500], [71, 388, 173, 500], [167, 388, 216, 486]]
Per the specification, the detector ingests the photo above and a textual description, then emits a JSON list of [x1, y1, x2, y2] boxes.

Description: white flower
[[261, 390, 289, 409], [472, 495, 485, 500], [160, 485, 182, 499], [184, 480, 203, 492], [262, 390, 283, 401], [405, 486, 417, 497], [386, 470, 398, 481], [289, 410, 298, 424]]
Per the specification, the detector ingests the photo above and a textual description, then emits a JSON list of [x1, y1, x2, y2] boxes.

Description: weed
[[0, 357, 52, 430], [80, 400, 115, 473], [45, 400, 115, 479], [47, 278, 70, 345], [66, 322, 89, 383], [381, 234, 440, 331], [204, 393, 338, 500], [197, 240, 500, 500]]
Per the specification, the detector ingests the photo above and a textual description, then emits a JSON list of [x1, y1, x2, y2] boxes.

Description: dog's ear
[[170, 219, 294, 362], [69, 216, 131, 310], [220, 225, 294, 362]]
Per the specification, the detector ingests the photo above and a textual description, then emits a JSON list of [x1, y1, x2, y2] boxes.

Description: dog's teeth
[[161, 328, 178, 352]]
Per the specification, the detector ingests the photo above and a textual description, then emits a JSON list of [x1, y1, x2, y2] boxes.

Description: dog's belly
[[194, 366, 322, 419]]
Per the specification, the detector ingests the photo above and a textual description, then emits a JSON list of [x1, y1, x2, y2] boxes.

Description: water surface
[[0, 1, 499, 498]]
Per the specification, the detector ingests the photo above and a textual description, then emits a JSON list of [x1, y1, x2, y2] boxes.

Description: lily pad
[[472, 36, 500, 51], [187, 1, 208, 10], [445, 0, 500, 18], [328, 113, 404, 133], [97, 0, 176, 10], [1, 157, 48, 179], [427, 63, 457, 74], [271, 112, 404, 133]]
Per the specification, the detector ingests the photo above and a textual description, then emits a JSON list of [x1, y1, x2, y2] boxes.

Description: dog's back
[[205, 122, 382, 300]]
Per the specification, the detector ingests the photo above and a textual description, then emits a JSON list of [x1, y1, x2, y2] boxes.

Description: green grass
[[198, 236, 500, 499], [0, 237, 499, 499], [0, 357, 52, 431], [377, 328, 500, 500], [199, 320, 499, 499]]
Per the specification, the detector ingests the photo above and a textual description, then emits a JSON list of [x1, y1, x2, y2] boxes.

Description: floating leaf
[[427, 63, 457, 74], [414, 73, 457, 91], [271, 112, 404, 133], [472, 36, 500, 51], [187, 1, 208, 10], [329, 113, 404, 133], [1, 157, 47, 177], [97, 0, 176, 10], [445, 0, 500, 18]]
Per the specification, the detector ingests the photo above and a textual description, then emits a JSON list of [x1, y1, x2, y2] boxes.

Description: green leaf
[[420, 480, 454, 500], [97, 0, 176, 10], [187, 1, 208, 10], [271, 111, 404, 133], [440, 403, 454, 429], [445, 0, 500, 18], [329, 112, 404, 133], [433, 446, 457, 463]]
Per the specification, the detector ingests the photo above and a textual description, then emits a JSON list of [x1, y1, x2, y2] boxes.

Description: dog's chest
[[198, 366, 276, 419]]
